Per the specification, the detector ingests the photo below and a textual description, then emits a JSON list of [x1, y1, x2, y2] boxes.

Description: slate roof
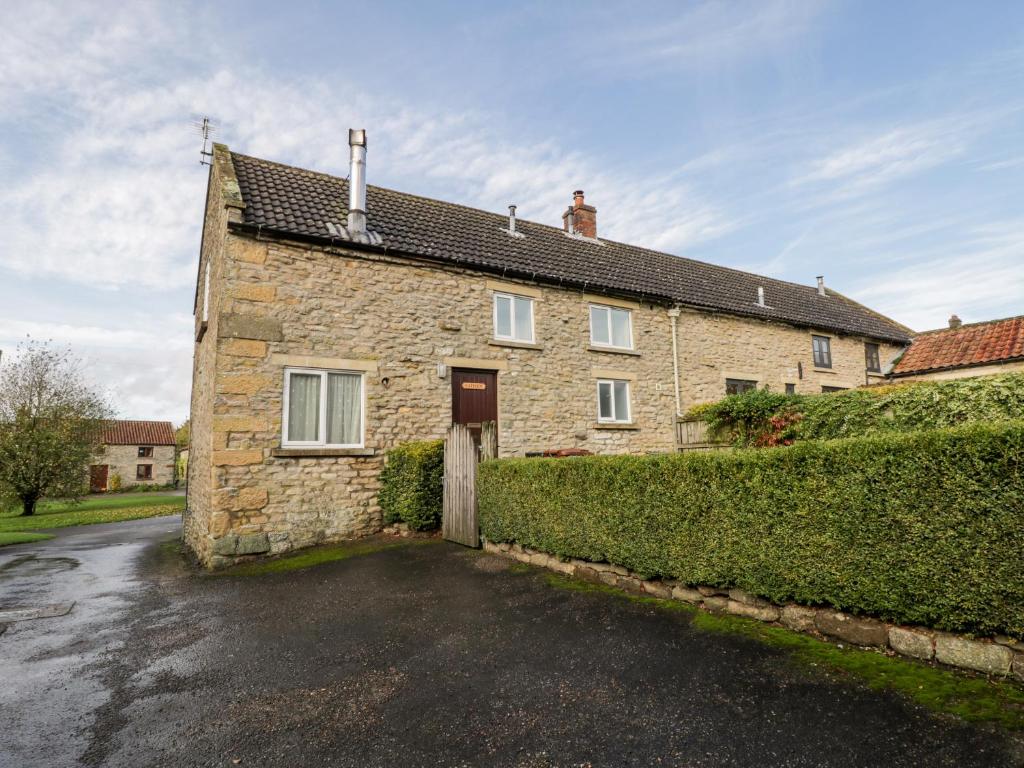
[[103, 420, 176, 446], [892, 315, 1024, 376], [228, 152, 912, 343]]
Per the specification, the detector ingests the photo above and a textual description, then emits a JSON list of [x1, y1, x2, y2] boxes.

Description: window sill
[[813, 367, 836, 374], [587, 345, 640, 357], [271, 447, 375, 458], [593, 422, 640, 431], [866, 371, 884, 377], [488, 339, 543, 351]]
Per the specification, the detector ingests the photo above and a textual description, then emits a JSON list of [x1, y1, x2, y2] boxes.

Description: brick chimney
[[948, 314, 962, 329], [562, 190, 597, 238]]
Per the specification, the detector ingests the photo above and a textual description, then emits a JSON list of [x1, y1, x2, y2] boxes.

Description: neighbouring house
[[889, 314, 1024, 382], [90, 420, 176, 492], [184, 130, 911, 566]]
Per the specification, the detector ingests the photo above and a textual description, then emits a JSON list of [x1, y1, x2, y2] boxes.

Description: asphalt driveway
[[0, 518, 1020, 767]]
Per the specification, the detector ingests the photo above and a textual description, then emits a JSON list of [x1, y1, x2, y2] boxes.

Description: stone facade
[[184, 148, 903, 567], [484, 540, 1024, 681], [94, 444, 175, 488]]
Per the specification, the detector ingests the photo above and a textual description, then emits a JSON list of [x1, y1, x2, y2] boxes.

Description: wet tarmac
[[0, 518, 1020, 767]]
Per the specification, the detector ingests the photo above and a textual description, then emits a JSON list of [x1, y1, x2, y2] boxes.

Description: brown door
[[90, 465, 108, 492], [452, 369, 497, 445]]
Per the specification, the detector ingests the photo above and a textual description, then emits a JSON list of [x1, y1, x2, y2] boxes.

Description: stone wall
[[674, 307, 898, 407], [184, 146, 904, 566], [484, 541, 1024, 682], [95, 444, 175, 487], [894, 359, 1024, 382], [184, 143, 243, 559]]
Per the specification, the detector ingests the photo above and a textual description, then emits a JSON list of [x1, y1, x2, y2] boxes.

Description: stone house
[[889, 314, 1024, 381], [91, 420, 176, 491], [184, 131, 911, 567]]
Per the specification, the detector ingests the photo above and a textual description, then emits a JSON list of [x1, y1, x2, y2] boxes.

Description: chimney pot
[[816, 276, 826, 297], [949, 314, 962, 329], [508, 204, 517, 236], [564, 190, 597, 238]]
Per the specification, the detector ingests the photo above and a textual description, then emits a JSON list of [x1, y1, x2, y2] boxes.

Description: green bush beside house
[[479, 421, 1024, 639], [693, 371, 1024, 447], [379, 440, 445, 531]]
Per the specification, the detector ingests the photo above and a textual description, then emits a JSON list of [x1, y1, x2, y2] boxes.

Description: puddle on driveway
[[0, 602, 75, 622], [0, 555, 80, 579]]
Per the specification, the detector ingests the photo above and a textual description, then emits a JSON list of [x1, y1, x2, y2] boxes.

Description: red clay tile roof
[[103, 420, 176, 446], [892, 315, 1024, 376]]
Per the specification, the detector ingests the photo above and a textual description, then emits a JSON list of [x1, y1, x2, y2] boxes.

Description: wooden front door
[[452, 369, 497, 445], [90, 464, 108, 492]]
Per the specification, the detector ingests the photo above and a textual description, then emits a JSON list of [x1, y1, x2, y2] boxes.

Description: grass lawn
[[0, 492, 184, 543], [0, 531, 55, 547]]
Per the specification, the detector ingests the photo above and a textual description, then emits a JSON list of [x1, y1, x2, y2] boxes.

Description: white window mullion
[[318, 371, 328, 446]]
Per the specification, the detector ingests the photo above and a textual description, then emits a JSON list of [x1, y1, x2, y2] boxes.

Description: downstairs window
[[283, 368, 365, 448]]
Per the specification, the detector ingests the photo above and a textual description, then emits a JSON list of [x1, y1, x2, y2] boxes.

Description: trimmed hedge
[[479, 422, 1024, 638], [692, 372, 1024, 446], [378, 440, 444, 531]]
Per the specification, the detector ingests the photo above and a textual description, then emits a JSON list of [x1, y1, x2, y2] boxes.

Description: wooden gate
[[442, 421, 497, 547]]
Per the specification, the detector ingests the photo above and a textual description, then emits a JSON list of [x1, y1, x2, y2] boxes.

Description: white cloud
[[0, 314, 194, 423], [792, 122, 968, 197], [583, 0, 826, 73], [849, 219, 1024, 331]]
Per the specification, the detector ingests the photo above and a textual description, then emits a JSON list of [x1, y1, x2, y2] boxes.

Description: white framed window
[[590, 304, 633, 349], [596, 379, 631, 423], [493, 292, 535, 343], [282, 367, 365, 448], [202, 260, 211, 323]]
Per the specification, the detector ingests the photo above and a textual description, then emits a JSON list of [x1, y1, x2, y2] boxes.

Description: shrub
[[691, 372, 1024, 446], [378, 440, 444, 531], [479, 422, 1024, 638], [108, 473, 122, 492]]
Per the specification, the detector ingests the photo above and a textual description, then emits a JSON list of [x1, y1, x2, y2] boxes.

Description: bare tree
[[0, 341, 111, 516]]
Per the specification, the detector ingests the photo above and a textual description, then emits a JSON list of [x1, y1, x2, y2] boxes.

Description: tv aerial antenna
[[191, 115, 218, 166]]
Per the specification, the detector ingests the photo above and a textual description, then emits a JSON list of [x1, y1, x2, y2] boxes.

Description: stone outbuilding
[[890, 313, 1024, 381], [90, 420, 176, 491], [185, 131, 912, 567]]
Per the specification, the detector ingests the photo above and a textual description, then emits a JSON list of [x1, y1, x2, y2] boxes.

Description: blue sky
[[1, 1, 1023, 422]]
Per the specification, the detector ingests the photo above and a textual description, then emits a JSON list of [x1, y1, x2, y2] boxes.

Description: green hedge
[[693, 372, 1024, 446], [479, 422, 1024, 638], [378, 440, 444, 531]]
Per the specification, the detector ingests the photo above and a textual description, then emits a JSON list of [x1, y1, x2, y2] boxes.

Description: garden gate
[[442, 421, 496, 547]]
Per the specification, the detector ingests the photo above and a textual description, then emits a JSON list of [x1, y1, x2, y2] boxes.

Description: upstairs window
[[596, 379, 631, 423], [283, 368, 364, 448], [138, 446, 153, 458], [590, 305, 633, 350], [725, 378, 757, 396], [865, 343, 881, 373], [493, 293, 534, 343], [812, 335, 832, 368]]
